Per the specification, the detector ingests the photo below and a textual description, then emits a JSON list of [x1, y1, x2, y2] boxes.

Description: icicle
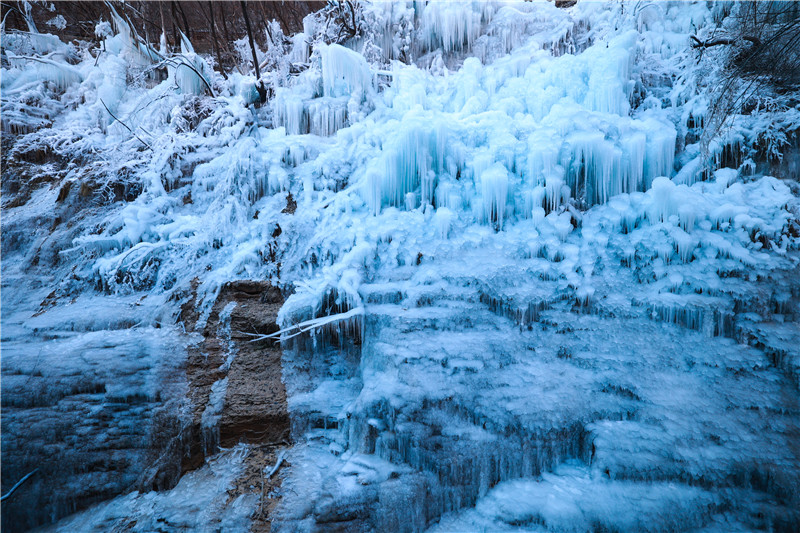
[[544, 175, 564, 213], [677, 204, 696, 232], [307, 98, 348, 137], [291, 33, 310, 64], [643, 125, 677, 188], [268, 164, 288, 196], [621, 131, 647, 194], [739, 159, 756, 177], [435, 182, 453, 211], [567, 131, 606, 205], [583, 33, 635, 115], [366, 164, 382, 216], [418, 1, 487, 53], [405, 192, 417, 211], [527, 134, 559, 185], [480, 163, 509, 229], [434, 207, 455, 239], [531, 206, 546, 226], [319, 43, 373, 98], [647, 177, 677, 224], [435, 181, 464, 213], [522, 186, 546, 219], [378, 121, 448, 209], [671, 229, 697, 263], [174, 32, 212, 95], [273, 91, 307, 135]]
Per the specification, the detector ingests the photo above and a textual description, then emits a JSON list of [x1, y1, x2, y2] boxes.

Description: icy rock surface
[[39, 446, 256, 533], [0, 262, 191, 530], [2, 0, 800, 531]]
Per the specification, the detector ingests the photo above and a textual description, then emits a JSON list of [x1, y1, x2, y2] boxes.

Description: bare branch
[[1, 469, 38, 502], [241, 307, 364, 342], [691, 34, 761, 48]]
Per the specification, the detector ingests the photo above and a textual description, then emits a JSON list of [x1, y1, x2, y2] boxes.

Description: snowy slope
[[2, 1, 799, 531]]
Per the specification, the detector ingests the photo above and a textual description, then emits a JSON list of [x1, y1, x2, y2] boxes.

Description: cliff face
[[181, 280, 291, 532], [0, 285, 189, 531], [0, 273, 291, 531]]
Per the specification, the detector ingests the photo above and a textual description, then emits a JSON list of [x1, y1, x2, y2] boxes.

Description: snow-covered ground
[[2, 1, 799, 531]]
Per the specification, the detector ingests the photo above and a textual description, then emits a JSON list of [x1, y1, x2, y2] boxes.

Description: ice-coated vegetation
[[2, 0, 799, 531]]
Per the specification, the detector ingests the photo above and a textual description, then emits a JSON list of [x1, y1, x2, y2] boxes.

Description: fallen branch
[[1, 469, 38, 502], [242, 307, 364, 342]]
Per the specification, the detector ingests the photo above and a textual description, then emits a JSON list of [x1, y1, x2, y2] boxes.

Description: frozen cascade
[[374, 118, 450, 210], [273, 93, 350, 137], [275, 251, 800, 531], [273, 90, 307, 136], [3, 0, 800, 532], [416, 1, 490, 54], [307, 98, 349, 137]]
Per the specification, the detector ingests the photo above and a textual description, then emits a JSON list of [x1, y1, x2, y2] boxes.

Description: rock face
[[182, 280, 289, 470], [0, 134, 194, 531], [0, 277, 291, 532], [179, 280, 291, 531], [0, 290, 190, 532]]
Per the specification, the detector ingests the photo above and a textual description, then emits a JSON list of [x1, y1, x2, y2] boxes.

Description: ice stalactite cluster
[[416, 0, 490, 54], [272, 43, 372, 137]]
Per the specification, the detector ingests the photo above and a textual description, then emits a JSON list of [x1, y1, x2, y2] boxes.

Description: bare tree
[[693, 1, 800, 171], [240, 0, 266, 103]]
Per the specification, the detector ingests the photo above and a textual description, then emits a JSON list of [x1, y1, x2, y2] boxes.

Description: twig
[[346, 0, 358, 38], [691, 34, 761, 48], [98, 98, 152, 149], [161, 55, 215, 96]]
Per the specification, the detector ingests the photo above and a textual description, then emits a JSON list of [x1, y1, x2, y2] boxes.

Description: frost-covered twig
[[690, 34, 761, 48], [266, 450, 287, 478], [161, 55, 216, 97]]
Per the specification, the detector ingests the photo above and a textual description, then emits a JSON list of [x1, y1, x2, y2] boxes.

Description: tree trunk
[[240, 0, 266, 103], [207, 2, 227, 78]]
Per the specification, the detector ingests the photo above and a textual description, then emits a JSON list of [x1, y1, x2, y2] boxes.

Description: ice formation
[[2, 0, 799, 532]]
